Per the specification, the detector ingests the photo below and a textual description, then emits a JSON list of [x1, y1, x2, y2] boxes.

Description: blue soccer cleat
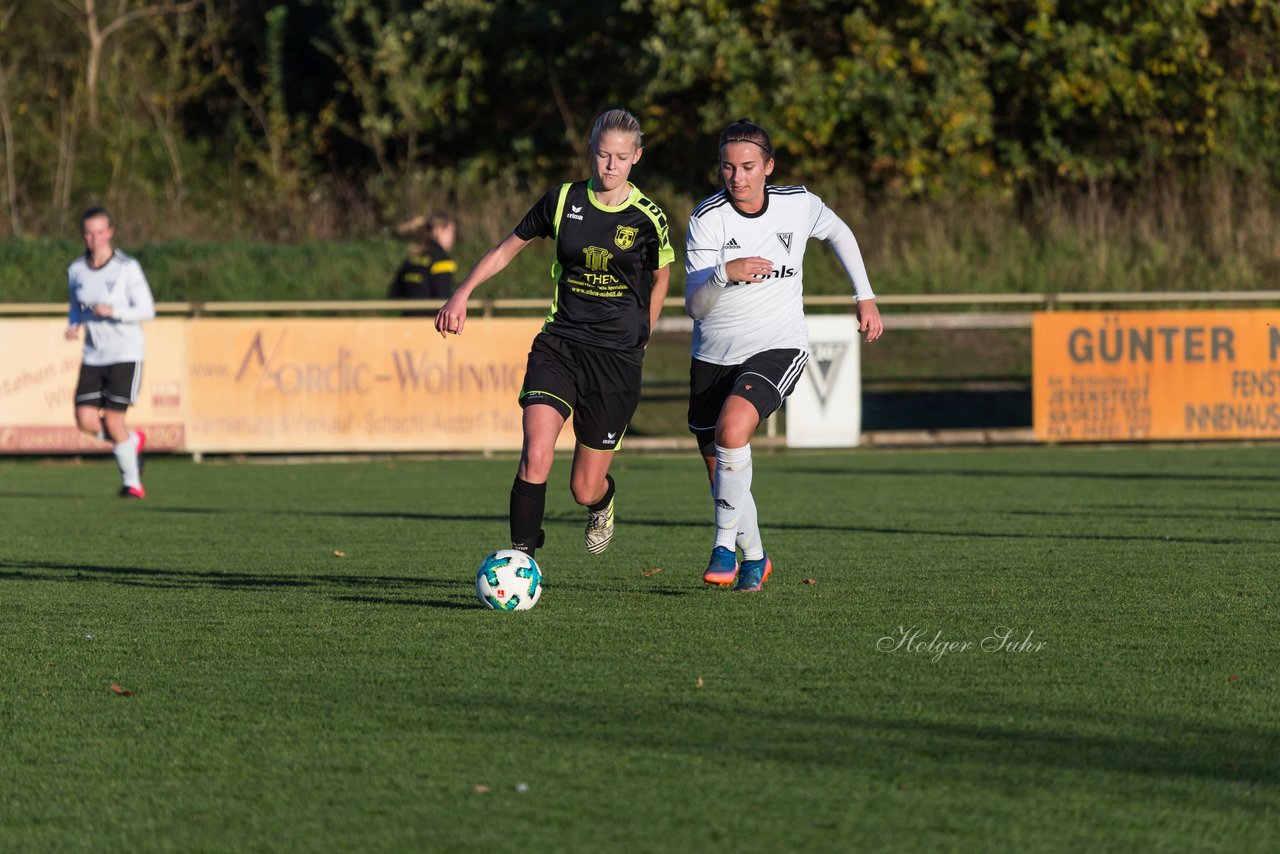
[[734, 554, 773, 592], [702, 545, 738, 586]]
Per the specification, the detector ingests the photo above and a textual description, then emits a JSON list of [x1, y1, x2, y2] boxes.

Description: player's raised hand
[[724, 256, 774, 283], [434, 293, 469, 339]]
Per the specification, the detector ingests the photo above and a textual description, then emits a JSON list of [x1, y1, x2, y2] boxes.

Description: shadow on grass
[[0, 558, 461, 603], [1005, 507, 1280, 524], [0, 490, 100, 500], [786, 465, 1280, 485], [152, 506, 511, 524], [333, 594, 475, 610], [446, 689, 1280, 800], [142, 504, 1280, 545], [0, 559, 697, 607]]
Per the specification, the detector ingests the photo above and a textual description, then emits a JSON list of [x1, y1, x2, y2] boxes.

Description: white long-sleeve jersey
[[67, 250, 155, 366], [684, 185, 873, 365]]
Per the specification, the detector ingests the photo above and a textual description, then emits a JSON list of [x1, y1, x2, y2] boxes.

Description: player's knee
[[715, 420, 755, 448], [717, 395, 764, 447], [75, 409, 100, 434], [519, 443, 556, 480]]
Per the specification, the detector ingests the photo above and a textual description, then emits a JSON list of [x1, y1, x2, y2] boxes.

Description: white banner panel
[[0, 318, 188, 453], [786, 315, 861, 448]]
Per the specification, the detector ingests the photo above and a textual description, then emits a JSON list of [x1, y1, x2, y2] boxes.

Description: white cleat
[[585, 498, 615, 555]]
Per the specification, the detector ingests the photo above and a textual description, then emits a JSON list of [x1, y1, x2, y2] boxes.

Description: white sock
[[713, 443, 752, 551], [736, 491, 764, 561], [113, 438, 141, 488]]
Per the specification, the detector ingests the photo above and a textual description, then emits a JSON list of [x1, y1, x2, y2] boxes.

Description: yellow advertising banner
[[0, 318, 187, 453], [1034, 310, 1280, 441], [185, 318, 552, 452]]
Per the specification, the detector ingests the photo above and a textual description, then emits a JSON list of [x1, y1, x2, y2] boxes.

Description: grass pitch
[[1, 447, 1277, 851]]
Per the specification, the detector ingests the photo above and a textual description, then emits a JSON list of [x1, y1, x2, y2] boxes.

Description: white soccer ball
[[475, 549, 543, 611]]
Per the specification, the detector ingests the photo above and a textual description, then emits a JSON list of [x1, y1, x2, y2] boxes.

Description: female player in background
[[65, 206, 155, 498], [435, 109, 673, 559], [683, 118, 883, 591]]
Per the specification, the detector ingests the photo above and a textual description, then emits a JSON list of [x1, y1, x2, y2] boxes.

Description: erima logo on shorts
[[603, 432, 618, 445]]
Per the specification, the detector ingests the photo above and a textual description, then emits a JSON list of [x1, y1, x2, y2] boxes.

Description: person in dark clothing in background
[[388, 213, 457, 315]]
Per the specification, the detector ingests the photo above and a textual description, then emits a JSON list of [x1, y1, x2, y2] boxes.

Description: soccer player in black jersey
[[435, 109, 674, 559]]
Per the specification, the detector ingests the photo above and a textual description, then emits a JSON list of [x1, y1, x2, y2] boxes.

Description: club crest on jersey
[[614, 225, 638, 250], [777, 232, 793, 253]]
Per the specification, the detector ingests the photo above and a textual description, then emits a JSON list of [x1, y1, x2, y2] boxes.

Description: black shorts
[[519, 333, 643, 451], [75, 362, 142, 411], [687, 348, 808, 454]]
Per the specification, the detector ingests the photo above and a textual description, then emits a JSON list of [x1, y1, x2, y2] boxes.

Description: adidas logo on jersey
[[724, 238, 740, 249]]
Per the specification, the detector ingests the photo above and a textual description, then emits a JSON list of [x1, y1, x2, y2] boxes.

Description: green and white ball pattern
[[475, 549, 543, 610]]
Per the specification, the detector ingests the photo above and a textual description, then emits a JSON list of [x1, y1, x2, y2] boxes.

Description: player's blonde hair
[[589, 108, 643, 151]]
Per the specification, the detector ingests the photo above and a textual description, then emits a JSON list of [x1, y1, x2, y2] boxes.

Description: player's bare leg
[[75, 404, 105, 440]]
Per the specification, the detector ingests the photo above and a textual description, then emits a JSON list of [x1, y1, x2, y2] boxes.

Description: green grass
[[1, 447, 1277, 851]]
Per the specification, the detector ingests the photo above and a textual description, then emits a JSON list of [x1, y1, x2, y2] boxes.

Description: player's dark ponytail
[[719, 119, 773, 158]]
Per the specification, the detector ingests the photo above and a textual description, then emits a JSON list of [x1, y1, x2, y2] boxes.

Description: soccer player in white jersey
[[64, 206, 155, 498], [684, 119, 883, 591]]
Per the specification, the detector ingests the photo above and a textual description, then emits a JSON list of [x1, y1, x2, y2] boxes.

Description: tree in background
[[0, 0, 1277, 240]]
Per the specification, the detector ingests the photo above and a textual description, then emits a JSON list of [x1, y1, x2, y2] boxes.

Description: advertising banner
[[1034, 309, 1280, 441], [185, 318, 549, 452], [0, 318, 187, 453], [786, 315, 862, 448]]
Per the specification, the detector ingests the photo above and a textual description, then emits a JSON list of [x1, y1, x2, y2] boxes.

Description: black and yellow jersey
[[515, 180, 674, 356], [387, 240, 457, 307]]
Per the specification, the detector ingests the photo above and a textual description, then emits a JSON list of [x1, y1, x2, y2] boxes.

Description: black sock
[[588, 474, 615, 513], [510, 477, 547, 557]]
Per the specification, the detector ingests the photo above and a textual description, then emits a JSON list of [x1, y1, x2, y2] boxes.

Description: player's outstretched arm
[[435, 232, 530, 338]]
